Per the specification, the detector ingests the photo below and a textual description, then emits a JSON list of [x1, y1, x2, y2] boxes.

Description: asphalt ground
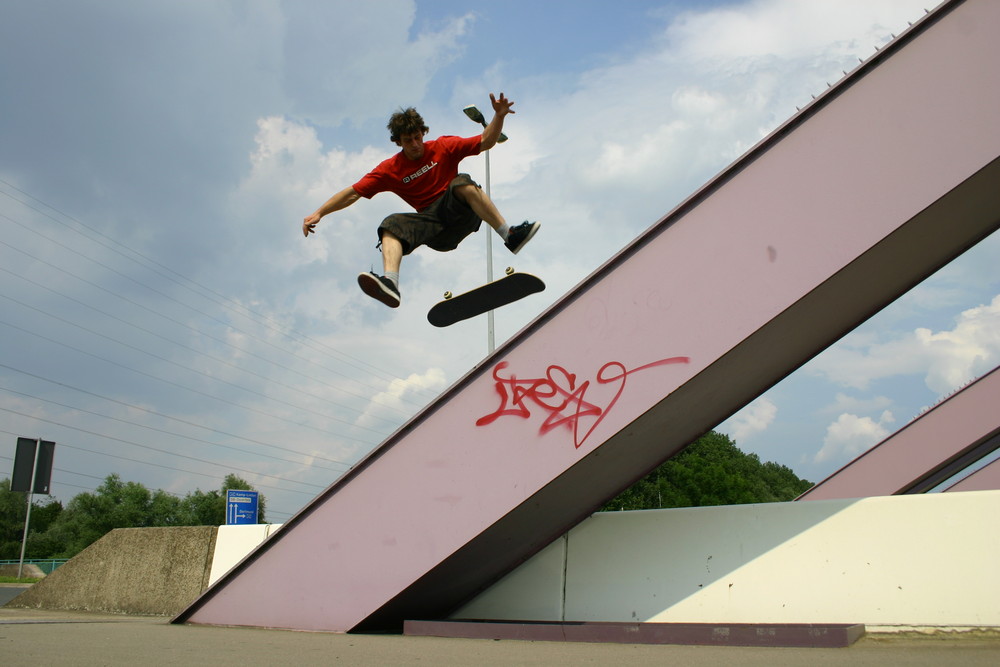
[[2, 604, 999, 667], [0, 585, 26, 606]]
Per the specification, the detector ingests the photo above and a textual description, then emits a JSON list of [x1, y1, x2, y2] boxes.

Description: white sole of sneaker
[[509, 222, 540, 255], [357, 273, 400, 308]]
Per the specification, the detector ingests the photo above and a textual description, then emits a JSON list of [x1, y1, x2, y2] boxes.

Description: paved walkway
[[2, 607, 999, 666]]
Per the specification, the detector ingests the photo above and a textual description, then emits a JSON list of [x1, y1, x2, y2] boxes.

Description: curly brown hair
[[387, 107, 429, 144]]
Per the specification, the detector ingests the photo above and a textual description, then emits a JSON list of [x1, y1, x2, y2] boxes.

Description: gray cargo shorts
[[377, 173, 483, 255]]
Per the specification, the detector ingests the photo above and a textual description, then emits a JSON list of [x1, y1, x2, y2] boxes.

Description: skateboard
[[427, 268, 545, 327]]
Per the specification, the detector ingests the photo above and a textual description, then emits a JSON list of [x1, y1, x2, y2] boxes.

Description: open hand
[[490, 92, 515, 117]]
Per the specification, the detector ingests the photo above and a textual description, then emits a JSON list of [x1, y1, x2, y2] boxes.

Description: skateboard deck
[[427, 271, 545, 327]]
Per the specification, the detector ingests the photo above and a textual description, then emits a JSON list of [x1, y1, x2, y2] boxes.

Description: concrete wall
[[452, 491, 1000, 631], [7, 526, 217, 616], [3, 525, 283, 615], [12, 490, 993, 630]]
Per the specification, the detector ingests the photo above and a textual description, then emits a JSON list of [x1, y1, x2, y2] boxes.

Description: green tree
[[39, 474, 165, 557], [601, 431, 812, 511], [178, 474, 267, 526], [26, 473, 267, 559], [0, 478, 63, 559]]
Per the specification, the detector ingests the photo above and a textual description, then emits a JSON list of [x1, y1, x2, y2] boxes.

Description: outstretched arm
[[480, 92, 515, 152], [302, 187, 361, 236]]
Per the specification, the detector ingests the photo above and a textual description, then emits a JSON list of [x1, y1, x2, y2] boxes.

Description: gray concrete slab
[[9, 526, 216, 616], [2, 609, 998, 666]]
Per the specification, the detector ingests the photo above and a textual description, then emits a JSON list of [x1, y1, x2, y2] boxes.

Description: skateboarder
[[302, 92, 539, 308]]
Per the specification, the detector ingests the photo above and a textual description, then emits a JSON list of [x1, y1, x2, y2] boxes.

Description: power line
[[0, 226, 431, 414], [0, 317, 385, 443], [0, 292, 396, 438], [0, 181, 441, 402], [0, 363, 353, 468], [0, 177, 445, 522], [0, 384, 350, 474], [0, 263, 417, 424], [0, 420, 320, 497]]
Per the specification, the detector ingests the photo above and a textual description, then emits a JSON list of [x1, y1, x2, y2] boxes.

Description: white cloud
[[822, 392, 893, 417], [723, 396, 778, 444], [230, 115, 400, 273], [916, 296, 1000, 394], [513, 0, 927, 239], [666, 0, 923, 61], [280, 1, 474, 125], [814, 410, 895, 464], [356, 367, 448, 431], [811, 295, 1000, 395]]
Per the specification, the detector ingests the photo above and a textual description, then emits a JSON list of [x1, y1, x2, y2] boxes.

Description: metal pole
[[17, 438, 39, 579], [462, 104, 501, 354], [484, 149, 495, 354]]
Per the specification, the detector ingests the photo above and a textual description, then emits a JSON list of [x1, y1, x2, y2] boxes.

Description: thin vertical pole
[[17, 438, 39, 579], [484, 149, 495, 354]]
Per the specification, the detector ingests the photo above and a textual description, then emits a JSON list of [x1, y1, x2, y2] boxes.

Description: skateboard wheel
[[444, 291, 452, 299], [505, 266, 514, 275]]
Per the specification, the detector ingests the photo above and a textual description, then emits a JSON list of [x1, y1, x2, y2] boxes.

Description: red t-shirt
[[352, 135, 482, 211]]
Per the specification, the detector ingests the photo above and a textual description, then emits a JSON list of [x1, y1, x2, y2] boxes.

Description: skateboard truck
[[444, 267, 516, 300]]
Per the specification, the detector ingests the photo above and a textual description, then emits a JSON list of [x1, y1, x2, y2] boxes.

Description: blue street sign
[[226, 489, 259, 525]]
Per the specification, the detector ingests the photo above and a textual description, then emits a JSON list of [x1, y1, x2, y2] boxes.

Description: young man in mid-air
[[302, 92, 539, 308]]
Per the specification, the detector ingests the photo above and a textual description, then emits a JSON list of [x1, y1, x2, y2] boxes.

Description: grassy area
[[0, 576, 40, 584]]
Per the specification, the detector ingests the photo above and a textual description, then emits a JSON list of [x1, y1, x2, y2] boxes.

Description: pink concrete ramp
[[176, 0, 1000, 632], [797, 366, 1000, 501], [946, 456, 1000, 492]]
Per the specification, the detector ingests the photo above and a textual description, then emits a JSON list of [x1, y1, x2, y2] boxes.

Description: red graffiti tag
[[477, 356, 690, 449]]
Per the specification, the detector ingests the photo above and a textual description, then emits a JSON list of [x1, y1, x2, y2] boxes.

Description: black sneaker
[[504, 220, 540, 255], [358, 272, 400, 308]]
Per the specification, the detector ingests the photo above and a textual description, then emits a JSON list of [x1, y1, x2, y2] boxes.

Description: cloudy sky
[[2, 0, 996, 523]]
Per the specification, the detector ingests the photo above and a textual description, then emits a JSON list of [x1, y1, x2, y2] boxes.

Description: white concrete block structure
[[451, 492, 1000, 631]]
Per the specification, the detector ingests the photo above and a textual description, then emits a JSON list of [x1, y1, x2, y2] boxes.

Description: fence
[[0, 559, 68, 575]]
